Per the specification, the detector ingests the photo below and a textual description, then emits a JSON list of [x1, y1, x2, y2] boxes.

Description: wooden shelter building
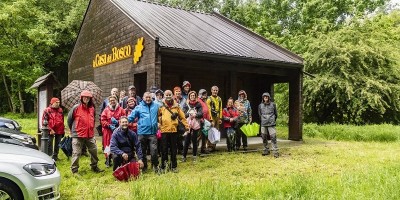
[[68, 0, 304, 140]]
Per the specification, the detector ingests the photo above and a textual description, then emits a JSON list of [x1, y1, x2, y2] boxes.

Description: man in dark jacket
[[258, 92, 279, 158], [121, 85, 142, 109], [68, 90, 104, 174], [110, 116, 144, 171]]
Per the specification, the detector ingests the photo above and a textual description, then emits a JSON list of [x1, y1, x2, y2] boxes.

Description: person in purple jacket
[[110, 116, 144, 171]]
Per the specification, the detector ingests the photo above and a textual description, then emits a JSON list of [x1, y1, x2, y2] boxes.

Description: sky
[[390, 0, 400, 8]]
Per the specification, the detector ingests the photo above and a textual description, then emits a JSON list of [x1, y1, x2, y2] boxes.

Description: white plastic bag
[[104, 146, 111, 155], [208, 127, 220, 144], [203, 119, 211, 131]]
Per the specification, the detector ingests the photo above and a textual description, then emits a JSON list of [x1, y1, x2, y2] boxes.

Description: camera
[[211, 110, 218, 117], [171, 113, 178, 120]]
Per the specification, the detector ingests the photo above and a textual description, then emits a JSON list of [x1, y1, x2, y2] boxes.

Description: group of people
[[42, 80, 279, 176]]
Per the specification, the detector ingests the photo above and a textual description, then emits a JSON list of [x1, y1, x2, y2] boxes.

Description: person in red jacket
[[68, 90, 104, 174], [124, 97, 138, 132], [222, 97, 239, 152], [101, 95, 126, 167], [42, 97, 65, 161]]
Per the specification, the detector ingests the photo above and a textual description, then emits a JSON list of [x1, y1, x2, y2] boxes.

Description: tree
[[0, 0, 54, 113], [302, 11, 400, 124], [152, 0, 220, 12], [0, 0, 89, 113]]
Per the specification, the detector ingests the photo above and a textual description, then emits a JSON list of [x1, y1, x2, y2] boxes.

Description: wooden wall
[[160, 54, 303, 140], [68, 0, 158, 100]]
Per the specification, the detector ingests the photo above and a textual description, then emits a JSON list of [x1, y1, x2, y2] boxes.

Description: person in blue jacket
[[110, 116, 144, 171], [128, 92, 160, 173]]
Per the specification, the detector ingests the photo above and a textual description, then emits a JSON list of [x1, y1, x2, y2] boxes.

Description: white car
[[0, 143, 61, 200]]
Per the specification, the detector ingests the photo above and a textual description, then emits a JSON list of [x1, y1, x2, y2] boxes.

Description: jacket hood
[[80, 90, 94, 106], [80, 90, 93, 98], [108, 102, 120, 110], [262, 92, 271, 102], [198, 89, 206, 96], [182, 81, 191, 88], [187, 91, 197, 99], [155, 89, 164, 95], [149, 85, 158, 93], [238, 90, 247, 100]]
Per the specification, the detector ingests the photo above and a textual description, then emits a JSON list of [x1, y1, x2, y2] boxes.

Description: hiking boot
[[159, 168, 166, 174], [72, 171, 81, 178], [92, 166, 105, 173], [200, 149, 210, 154], [181, 156, 187, 162], [171, 168, 178, 173], [163, 161, 170, 172], [262, 149, 270, 156], [153, 166, 160, 175], [105, 159, 111, 168]]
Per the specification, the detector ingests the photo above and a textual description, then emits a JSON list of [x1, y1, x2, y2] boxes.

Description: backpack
[[59, 136, 72, 158]]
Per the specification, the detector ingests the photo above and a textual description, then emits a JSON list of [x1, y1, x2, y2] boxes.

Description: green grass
[[304, 123, 400, 142], [1, 112, 38, 134], [55, 140, 400, 199], [2, 113, 400, 199]]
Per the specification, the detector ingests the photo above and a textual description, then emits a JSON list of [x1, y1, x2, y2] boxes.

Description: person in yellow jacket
[[158, 90, 189, 173], [206, 85, 223, 152]]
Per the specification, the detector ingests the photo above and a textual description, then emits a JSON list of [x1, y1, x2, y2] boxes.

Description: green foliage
[[151, 0, 220, 12], [303, 11, 400, 124], [216, 0, 399, 124], [274, 83, 289, 122], [0, 0, 51, 112], [0, 0, 89, 113], [219, 0, 390, 48]]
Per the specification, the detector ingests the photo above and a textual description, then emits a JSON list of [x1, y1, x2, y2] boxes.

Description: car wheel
[[0, 179, 23, 200]]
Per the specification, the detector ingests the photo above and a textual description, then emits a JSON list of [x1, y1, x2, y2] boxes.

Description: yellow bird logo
[[133, 37, 144, 64]]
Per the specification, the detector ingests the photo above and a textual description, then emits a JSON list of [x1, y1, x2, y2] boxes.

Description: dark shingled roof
[[110, 0, 303, 66], [30, 72, 62, 89]]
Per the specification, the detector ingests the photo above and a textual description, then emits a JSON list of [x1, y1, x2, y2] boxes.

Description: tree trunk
[[18, 81, 25, 114], [2, 74, 14, 112]]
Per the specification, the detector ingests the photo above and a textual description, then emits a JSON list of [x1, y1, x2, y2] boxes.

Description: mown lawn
[[4, 113, 400, 199]]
